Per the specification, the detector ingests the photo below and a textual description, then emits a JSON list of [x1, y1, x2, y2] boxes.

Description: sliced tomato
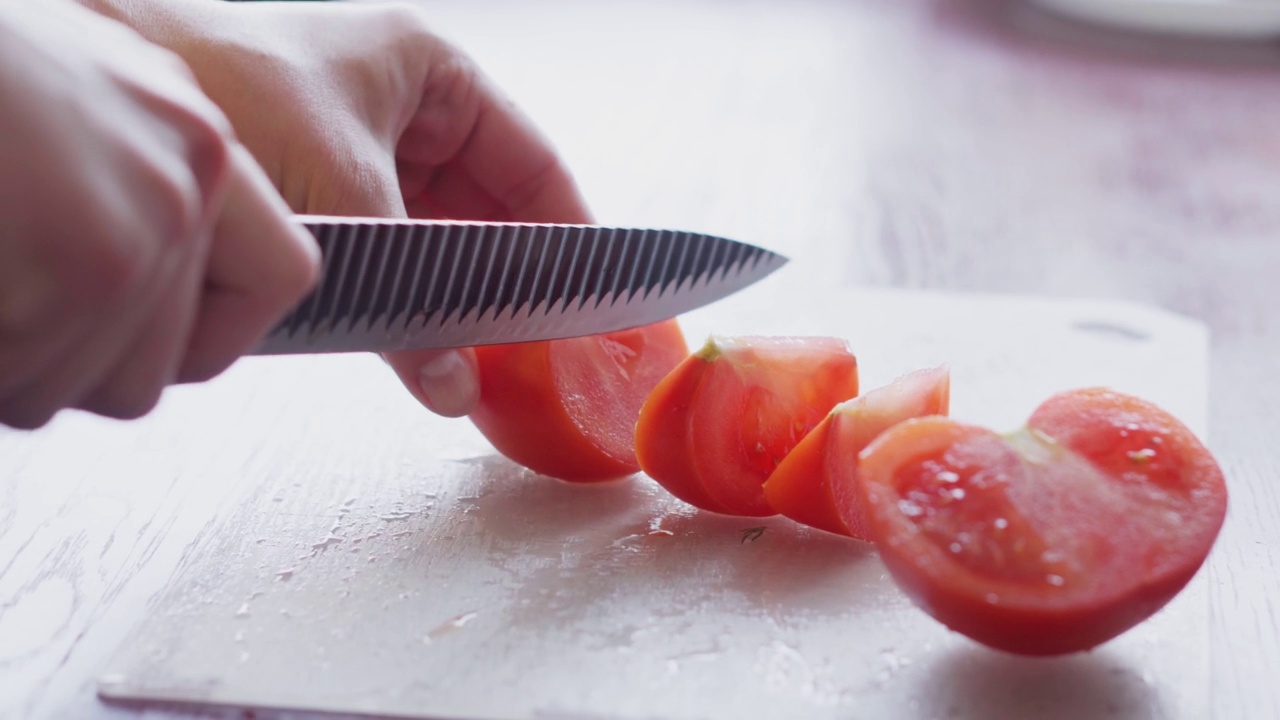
[[468, 319, 688, 482], [858, 388, 1228, 656], [635, 336, 859, 516], [763, 366, 950, 539]]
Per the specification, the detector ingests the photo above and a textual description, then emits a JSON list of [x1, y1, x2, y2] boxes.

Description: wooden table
[[4, 0, 1279, 717]]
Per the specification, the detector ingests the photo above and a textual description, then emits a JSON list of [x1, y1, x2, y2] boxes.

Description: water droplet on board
[[611, 534, 645, 550], [648, 516, 675, 536], [880, 648, 911, 675], [310, 535, 343, 554], [424, 611, 479, 643]]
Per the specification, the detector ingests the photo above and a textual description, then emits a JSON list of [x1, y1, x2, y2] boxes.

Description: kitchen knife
[[251, 216, 787, 355]]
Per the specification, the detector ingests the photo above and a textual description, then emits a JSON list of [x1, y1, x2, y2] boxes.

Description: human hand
[[0, 1, 318, 429], [87, 0, 594, 418]]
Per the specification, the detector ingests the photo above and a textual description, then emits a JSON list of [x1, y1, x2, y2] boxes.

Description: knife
[[251, 216, 788, 355]]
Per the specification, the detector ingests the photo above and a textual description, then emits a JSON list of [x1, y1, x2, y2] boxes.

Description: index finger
[[395, 43, 592, 225], [178, 144, 320, 383]]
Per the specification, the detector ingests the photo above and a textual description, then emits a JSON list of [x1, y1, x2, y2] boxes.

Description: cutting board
[[93, 283, 1211, 719]]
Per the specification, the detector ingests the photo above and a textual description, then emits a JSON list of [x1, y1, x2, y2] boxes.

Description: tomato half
[[468, 319, 688, 482], [635, 336, 859, 516], [858, 388, 1227, 656], [763, 366, 950, 539]]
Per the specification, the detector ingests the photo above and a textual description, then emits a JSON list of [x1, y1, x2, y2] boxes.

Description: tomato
[[635, 336, 859, 516], [858, 388, 1228, 656], [763, 366, 950, 539], [468, 319, 688, 482]]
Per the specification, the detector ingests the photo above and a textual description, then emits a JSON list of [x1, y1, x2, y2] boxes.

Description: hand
[[87, 0, 594, 417], [0, 1, 318, 430]]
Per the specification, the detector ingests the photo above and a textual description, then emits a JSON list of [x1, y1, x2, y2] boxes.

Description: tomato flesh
[[859, 388, 1227, 656], [632, 350, 736, 513], [636, 336, 859, 516], [764, 366, 950, 538], [469, 319, 688, 482]]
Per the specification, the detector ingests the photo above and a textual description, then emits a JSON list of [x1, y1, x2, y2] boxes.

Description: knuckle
[[182, 114, 233, 212], [177, 356, 231, 386], [0, 401, 58, 431], [105, 152, 206, 266], [381, 3, 434, 37], [89, 384, 165, 421], [81, 234, 151, 307], [142, 104, 234, 250], [149, 146, 217, 247], [273, 231, 322, 304]]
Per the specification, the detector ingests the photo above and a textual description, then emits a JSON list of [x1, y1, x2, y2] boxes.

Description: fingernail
[[417, 350, 478, 418]]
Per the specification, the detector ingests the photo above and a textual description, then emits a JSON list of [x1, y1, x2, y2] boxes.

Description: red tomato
[[858, 388, 1228, 656], [763, 366, 950, 539], [635, 336, 860, 516], [469, 319, 688, 482]]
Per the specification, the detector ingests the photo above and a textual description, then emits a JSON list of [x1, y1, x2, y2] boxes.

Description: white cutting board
[[95, 283, 1211, 719]]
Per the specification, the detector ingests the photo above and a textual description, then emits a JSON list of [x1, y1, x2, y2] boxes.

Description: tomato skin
[[858, 390, 1227, 656], [763, 366, 950, 539], [636, 336, 859, 516], [469, 319, 688, 483]]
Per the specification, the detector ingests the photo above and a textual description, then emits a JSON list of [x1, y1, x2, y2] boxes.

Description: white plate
[[1029, 0, 1280, 38]]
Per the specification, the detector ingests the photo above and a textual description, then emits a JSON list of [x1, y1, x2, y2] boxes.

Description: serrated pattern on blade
[[255, 220, 786, 354]]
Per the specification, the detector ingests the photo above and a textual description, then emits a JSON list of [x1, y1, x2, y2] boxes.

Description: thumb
[[383, 346, 479, 418]]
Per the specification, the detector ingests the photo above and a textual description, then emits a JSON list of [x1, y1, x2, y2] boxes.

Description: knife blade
[[250, 216, 787, 355]]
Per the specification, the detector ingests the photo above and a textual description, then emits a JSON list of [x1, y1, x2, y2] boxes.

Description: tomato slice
[[636, 336, 859, 516], [763, 366, 950, 539], [858, 388, 1227, 656], [468, 319, 688, 482], [631, 347, 737, 513]]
